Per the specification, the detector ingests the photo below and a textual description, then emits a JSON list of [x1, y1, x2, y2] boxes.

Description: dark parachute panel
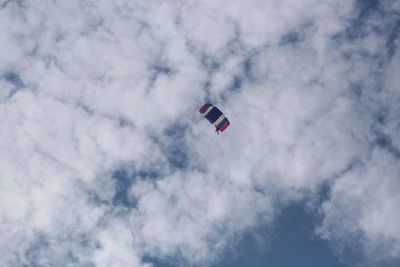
[[199, 103, 230, 133]]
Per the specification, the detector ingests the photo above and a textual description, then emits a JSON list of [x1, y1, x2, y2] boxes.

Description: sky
[[0, 0, 399, 267]]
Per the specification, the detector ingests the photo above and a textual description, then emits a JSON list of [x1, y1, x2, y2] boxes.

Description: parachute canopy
[[199, 103, 230, 132]]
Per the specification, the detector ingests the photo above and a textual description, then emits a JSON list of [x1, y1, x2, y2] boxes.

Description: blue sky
[[1, 0, 400, 267], [147, 202, 348, 267], [214, 203, 346, 267]]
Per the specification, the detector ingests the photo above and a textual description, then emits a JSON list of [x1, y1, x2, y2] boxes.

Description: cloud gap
[[146, 62, 177, 91], [1, 0, 25, 9], [112, 170, 137, 208], [373, 131, 400, 158], [2, 71, 24, 98], [111, 168, 162, 209], [157, 121, 191, 170], [384, 18, 400, 60]]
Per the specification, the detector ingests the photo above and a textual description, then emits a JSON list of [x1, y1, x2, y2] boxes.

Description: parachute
[[199, 103, 230, 134]]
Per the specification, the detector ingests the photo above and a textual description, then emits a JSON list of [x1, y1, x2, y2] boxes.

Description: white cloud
[[130, 170, 275, 264], [1, 0, 399, 266], [318, 149, 400, 265]]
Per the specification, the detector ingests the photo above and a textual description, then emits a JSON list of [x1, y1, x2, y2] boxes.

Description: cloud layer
[[1, 0, 399, 266]]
